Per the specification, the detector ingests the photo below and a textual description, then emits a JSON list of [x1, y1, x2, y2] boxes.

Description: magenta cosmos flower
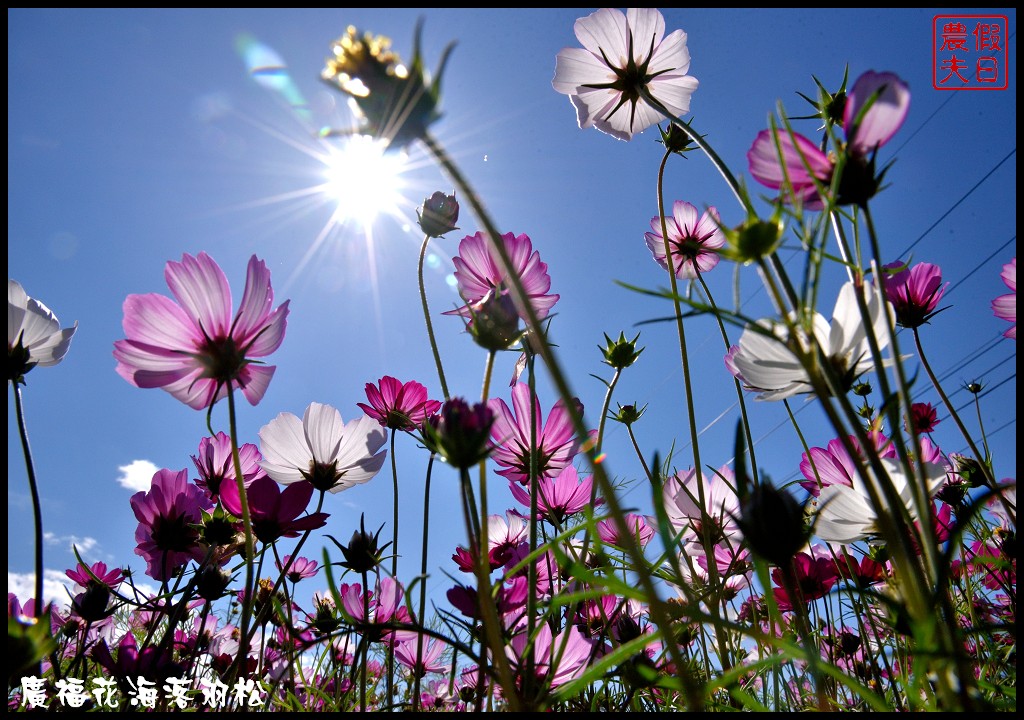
[[445, 231, 559, 323], [130, 468, 212, 581], [220, 474, 328, 544], [508, 464, 603, 524], [258, 402, 387, 494], [191, 431, 266, 500], [645, 201, 724, 279], [113, 252, 289, 410], [992, 257, 1016, 339], [882, 261, 948, 328], [357, 376, 442, 432], [906, 402, 939, 434], [748, 70, 909, 208], [488, 383, 589, 485], [552, 7, 698, 141], [798, 431, 896, 498]]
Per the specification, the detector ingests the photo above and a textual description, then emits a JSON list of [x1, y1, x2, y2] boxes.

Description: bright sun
[[320, 135, 407, 228]]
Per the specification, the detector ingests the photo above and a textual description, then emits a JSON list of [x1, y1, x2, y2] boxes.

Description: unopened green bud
[[610, 402, 647, 427], [723, 215, 784, 264], [601, 331, 644, 370]]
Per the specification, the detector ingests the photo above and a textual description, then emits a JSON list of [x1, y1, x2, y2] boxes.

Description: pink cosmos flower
[[508, 465, 602, 524], [113, 252, 289, 410], [644, 201, 724, 279], [552, 8, 698, 141], [445, 232, 559, 323], [882, 261, 948, 328], [843, 70, 911, 157], [130, 468, 212, 582], [394, 635, 447, 676], [746, 129, 834, 209], [992, 257, 1016, 339], [662, 465, 740, 545], [446, 576, 529, 621], [258, 402, 387, 494], [220, 474, 328, 545], [596, 513, 655, 548], [340, 577, 411, 643], [66, 561, 123, 591], [488, 383, 589, 485], [799, 432, 896, 498], [506, 623, 595, 690], [357, 376, 442, 432], [748, 70, 909, 208], [276, 555, 319, 583], [191, 431, 267, 500]]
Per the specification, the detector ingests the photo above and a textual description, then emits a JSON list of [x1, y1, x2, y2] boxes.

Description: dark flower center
[[152, 512, 198, 553], [303, 460, 342, 492], [197, 334, 247, 383]]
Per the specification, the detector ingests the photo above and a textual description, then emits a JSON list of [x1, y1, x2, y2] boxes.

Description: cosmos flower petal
[[304, 402, 346, 464], [164, 252, 233, 339], [845, 70, 911, 156], [118, 294, 197, 353], [260, 412, 314, 484], [573, 8, 629, 62], [237, 363, 276, 407]]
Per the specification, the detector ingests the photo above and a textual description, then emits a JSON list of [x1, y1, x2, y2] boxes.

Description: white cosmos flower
[[259, 402, 387, 494], [729, 281, 894, 401], [815, 457, 947, 545], [8, 279, 77, 376], [552, 7, 698, 141]]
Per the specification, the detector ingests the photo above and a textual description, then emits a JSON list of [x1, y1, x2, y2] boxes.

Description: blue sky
[[8, 8, 1016, 608]]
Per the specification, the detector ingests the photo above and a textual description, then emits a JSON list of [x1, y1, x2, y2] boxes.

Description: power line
[[896, 148, 1016, 258]]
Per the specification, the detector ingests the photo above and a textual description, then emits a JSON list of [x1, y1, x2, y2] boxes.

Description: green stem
[[422, 130, 700, 710], [419, 233, 450, 400], [412, 454, 436, 711], [460, 468, 520, 711], [595, 368, 621, 455], [12, 382, 46, 630], [914, 329, 994, 486], [386, 430, 398, 708], [695, 272, 759, 484], [226, 388, 256, 680], [654, 148, 733, 675]]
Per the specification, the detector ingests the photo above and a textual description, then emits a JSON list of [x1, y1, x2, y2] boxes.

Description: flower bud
[[723, 215, 784, 264], [735, 483, 809, 566], [333, 513, 390, 574], [467, 289, 523, 351], [610, 402, 646, 427], [423, 397, 494, 470], [600, 331, 644, 370], [417, 191, 459, 238], [196, 566, 233, 602], [658, 122, 699, 155]]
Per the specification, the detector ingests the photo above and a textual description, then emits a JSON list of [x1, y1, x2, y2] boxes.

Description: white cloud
[[42, 533, 100, 560], [116, 459, 159, 491], [7, 570, 73, 610]]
